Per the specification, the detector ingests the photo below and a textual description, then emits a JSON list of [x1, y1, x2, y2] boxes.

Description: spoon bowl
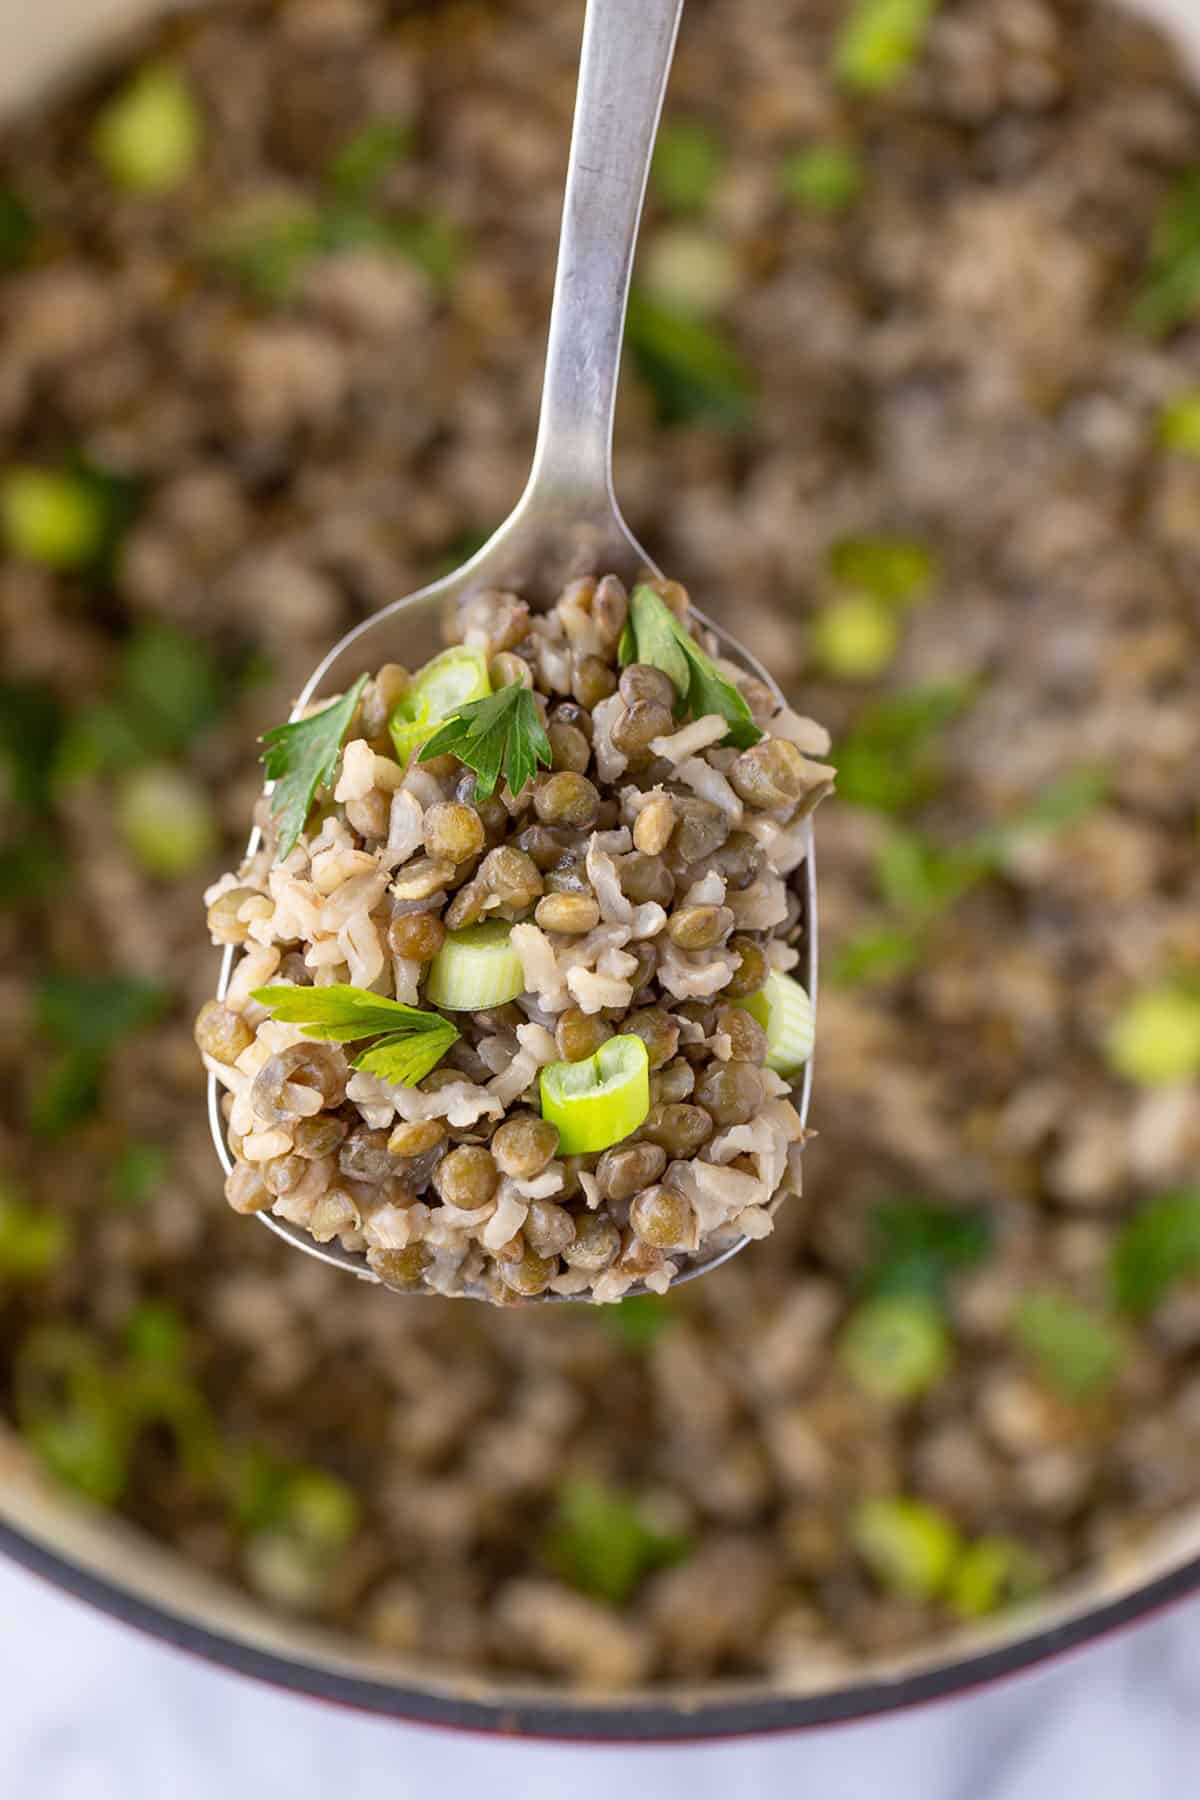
[[208, 0, 819, 1299]]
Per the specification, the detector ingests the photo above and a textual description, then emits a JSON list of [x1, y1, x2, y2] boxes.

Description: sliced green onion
[[738, 970, 814, 1078], [540, 1035, 650, 1156], [388, 645, 491, 762], [116, 764, 216, 878], [1106, 984, 1200, 1087], [1, 466, 107, 570], [811, 594, 899, 679], [852, 1496, 961, 1600], [840, 1294, 950, 1403], [947, 1537, 1045, 1619], [423, 921, 524, 1011], [93, 66, 203, 194]]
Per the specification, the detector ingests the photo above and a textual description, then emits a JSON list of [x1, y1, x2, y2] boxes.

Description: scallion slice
[[539, 1035, 650, 1156], [388, 645, 491, 763], [423, 921, 524, 1012], [739, 969, 814, 1078]]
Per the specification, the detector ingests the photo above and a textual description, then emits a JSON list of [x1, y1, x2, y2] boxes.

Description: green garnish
[[829, 534, 937, 605], [0, 466, 109, 571], [541, 1478, 692, 1606], [999, 767, 1110, 839], [540, 1035, 650, 1156], [1159, 389, 1200, 456], [250, 983, 460, 1087], [423, 922, 524, 1011], [947, 1538, 1045, 1620], [1112, 1188, 1200, 1318], [829, 925, 924, 988], [852, 1496, 960, 1600], [625, 290, 755, 427], [116, 765, 216, 878], [0, 187, 36, 271], [782, 144, 866, 213], [835, 0, 940, 95], [93, 66, 203, 194], [1133, 171, 1200, 340], [327, 118, 414, 197], [811, 594, 899, 679], [390, 644, 492, 763], [418, 679, 551, 802], [651, 118, 726, 216], [620, 584, 762, 748], [1011, 1291, 1125, 1403], [1106, 981, 1200, 1087], [0, 1180, 72, 1279], [874, 828, 990, 920], [260, 675, 368, 861], [107, 1141, 170, 1209], [835, 680, 978, 813], [863, 1196, 991, 1302], [14, 1327, 130, 1506], [737, 971, 814, 1077], [840, 1294, 950, 1403], [31, 971, 168, 1140]]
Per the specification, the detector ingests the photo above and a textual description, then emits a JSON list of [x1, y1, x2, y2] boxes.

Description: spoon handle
[[526, 0, 684, 511]]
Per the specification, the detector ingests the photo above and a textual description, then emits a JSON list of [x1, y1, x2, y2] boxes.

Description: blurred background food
[[1, 0, 1200, 1688]]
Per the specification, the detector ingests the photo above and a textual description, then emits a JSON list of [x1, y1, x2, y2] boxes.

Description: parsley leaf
[[251, 984, 460, 1087], [1112, 1189, 1200, 1317], [417, 681, 551, 802], [863, 1197, 991, 1303], [621, 584, 763, 748], [260, 676, 368, 861]]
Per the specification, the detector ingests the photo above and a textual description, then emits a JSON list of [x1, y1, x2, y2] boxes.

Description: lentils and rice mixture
[[199, 577, 830, 1301], [4, 0, 1200, 1685]]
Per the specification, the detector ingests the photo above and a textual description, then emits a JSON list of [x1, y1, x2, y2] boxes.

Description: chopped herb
[[1106, 981, 1200, 1087], [1159, 389, 1200, 456], [781, 144, 865, 212], [829, 534, 937, 605], [251, 984, 461, 1087], [37, 972, 168, 1056], [116, 764, 217, 879], [651, 118, 726, 216], [121, 624, 223, 752], [418, 679, 551, 802], [0, 465, 109, 571], [541, 1478, 692, 1606], [852, 1496, 960, 1600], [327, 118, 414, 196], [840, 1294, 950, 1402], [625, 290, 755, 427], [863, 1196, 991, 1302], [0, 187, 36, 270], [0, 1180, 72, 1278], [835, 0, 940, 95], [874, 828, 990, 920], [835, 680, 977, 813], [123, 1300, 188, 1367], [948, 1538, 1045, 1620], [0, 680, 63, 809], [107, 1141, 171, 1209], [596, 1294, 678, 1351], [209, 200, 325, 305], [1011, 1291, 1125, 1403], [28, 1051, 105, 1140], [621, 584, 763, 748], [14, 1327, 130, 1506], [93, 65, 203, 194], [829, 925, 924, 988], [811, 594, 899, 679], [1112, 1189, 1200, 1318], [260, 675, 368, 860], [1133, 171, 1200, 340], [998, 766, 1109, 839]]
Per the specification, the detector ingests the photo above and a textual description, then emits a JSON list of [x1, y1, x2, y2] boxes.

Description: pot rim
[[2, 1511, 1200, 1740]]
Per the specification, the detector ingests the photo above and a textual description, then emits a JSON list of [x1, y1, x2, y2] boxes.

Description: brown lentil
[[724, 936, 768, 998], [423, 802, 486, 865], [596, 1142, 668, 1203], [630, 1184, 696, 1251], [694, 1062, 766, 1128], [533, 772, 601, 830], [387, 1119, 447, 1158], [194, 1000, 254, 1064], [387, 910, 447, 962], [435, 1146, 499, 1211], [555, 1009, 613, 1063], [491, 1115, 559, 1180], [668, 904, 734, 950], [535, 892, 601, 935], [641, 1102, 715, 1157]]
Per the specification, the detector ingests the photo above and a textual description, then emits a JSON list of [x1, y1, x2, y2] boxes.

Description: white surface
[[3, 1559, 1200, 1800]]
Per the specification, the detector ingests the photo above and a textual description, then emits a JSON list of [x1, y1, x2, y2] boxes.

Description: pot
[[1, 0, 1198, 1744]]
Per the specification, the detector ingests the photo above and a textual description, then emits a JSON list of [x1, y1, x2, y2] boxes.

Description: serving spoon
[[209, 0, 818, 1297]]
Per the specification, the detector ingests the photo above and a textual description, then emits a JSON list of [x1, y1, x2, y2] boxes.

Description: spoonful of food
[[199, 0, 834, 1304]]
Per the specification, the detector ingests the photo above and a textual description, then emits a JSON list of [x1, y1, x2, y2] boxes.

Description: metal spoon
[[209, 0, 818, 1298]]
